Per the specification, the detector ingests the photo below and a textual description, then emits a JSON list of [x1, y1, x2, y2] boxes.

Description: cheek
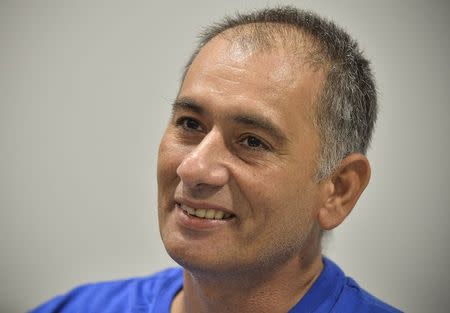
[[158, 135, 183, 180], [241, 166, 317, 225], [157, 135, 184, 205]]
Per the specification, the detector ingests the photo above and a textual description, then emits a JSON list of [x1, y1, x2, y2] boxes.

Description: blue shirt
[[30, 258, 401, 313]]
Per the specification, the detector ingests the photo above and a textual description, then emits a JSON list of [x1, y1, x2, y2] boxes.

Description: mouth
[[176, 203, 234, 221]]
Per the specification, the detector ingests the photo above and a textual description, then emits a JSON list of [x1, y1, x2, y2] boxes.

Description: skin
[[157, 34, 371, 313]]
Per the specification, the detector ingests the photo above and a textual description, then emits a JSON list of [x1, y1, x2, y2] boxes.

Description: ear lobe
[[318, 153, 371, 230]]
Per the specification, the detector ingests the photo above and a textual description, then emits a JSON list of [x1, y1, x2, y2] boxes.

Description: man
[[31, 6, 401, 313]]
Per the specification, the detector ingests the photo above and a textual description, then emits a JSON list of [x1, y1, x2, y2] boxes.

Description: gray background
[[1, 1, 449, 312]]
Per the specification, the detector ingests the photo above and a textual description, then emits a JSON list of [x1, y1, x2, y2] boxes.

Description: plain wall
[[1, 1, 449, 312]]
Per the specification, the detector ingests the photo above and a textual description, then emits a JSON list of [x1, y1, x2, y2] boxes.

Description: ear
[[317, 153, 371, 230]]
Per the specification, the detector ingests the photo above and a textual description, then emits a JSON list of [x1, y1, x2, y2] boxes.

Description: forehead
[[185, 37, 300, 97], [179, 36, 325, 139]]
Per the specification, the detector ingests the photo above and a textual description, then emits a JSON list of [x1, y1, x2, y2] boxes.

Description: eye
[[176, 117, 204, 132], [239, 135, 270, 151]]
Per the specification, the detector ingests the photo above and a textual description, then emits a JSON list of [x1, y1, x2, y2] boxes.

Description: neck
[[171, 251, 323, 313]]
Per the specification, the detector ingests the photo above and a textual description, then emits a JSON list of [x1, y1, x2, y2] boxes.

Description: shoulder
[[330, 262, 402, 313], [29, 267, 183, 313]]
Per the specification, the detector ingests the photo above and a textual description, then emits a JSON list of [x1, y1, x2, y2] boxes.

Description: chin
[[161, 234, 239, 277]]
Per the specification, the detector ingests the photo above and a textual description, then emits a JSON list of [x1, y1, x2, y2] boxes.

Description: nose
[[176, 129, 230, 191]]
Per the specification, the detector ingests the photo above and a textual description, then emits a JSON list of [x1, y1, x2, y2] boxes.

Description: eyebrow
[[232, 115, 288, 143], [172, 97, 289, 144], [171, 98, 204, 115]]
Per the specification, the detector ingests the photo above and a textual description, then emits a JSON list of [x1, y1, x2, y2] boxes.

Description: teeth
[[214, 210, 224, 220], [205, 209, 216, 219], [195, 209, 206, 218], [186, 206, 195, 215], [180, 204, 231, 220]]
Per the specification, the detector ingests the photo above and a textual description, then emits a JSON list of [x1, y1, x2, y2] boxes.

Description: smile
[[178, 203, 233, 220]]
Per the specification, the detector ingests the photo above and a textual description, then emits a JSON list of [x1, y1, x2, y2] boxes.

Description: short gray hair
[[182, 6, 377, 181]]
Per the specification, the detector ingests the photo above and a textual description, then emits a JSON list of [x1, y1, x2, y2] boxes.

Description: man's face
[[157, 37, 327, 274]]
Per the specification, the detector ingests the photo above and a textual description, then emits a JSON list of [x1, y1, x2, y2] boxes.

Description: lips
[[176, 202, 234, 220]]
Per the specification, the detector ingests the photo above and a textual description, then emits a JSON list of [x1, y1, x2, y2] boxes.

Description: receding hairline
[[181, 21, 332, 98], [184, 22, 331, 113], [213, 22, 330, 69]]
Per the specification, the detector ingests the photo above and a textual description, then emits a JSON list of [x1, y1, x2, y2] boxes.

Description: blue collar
[[289, 257, 345, 312]]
